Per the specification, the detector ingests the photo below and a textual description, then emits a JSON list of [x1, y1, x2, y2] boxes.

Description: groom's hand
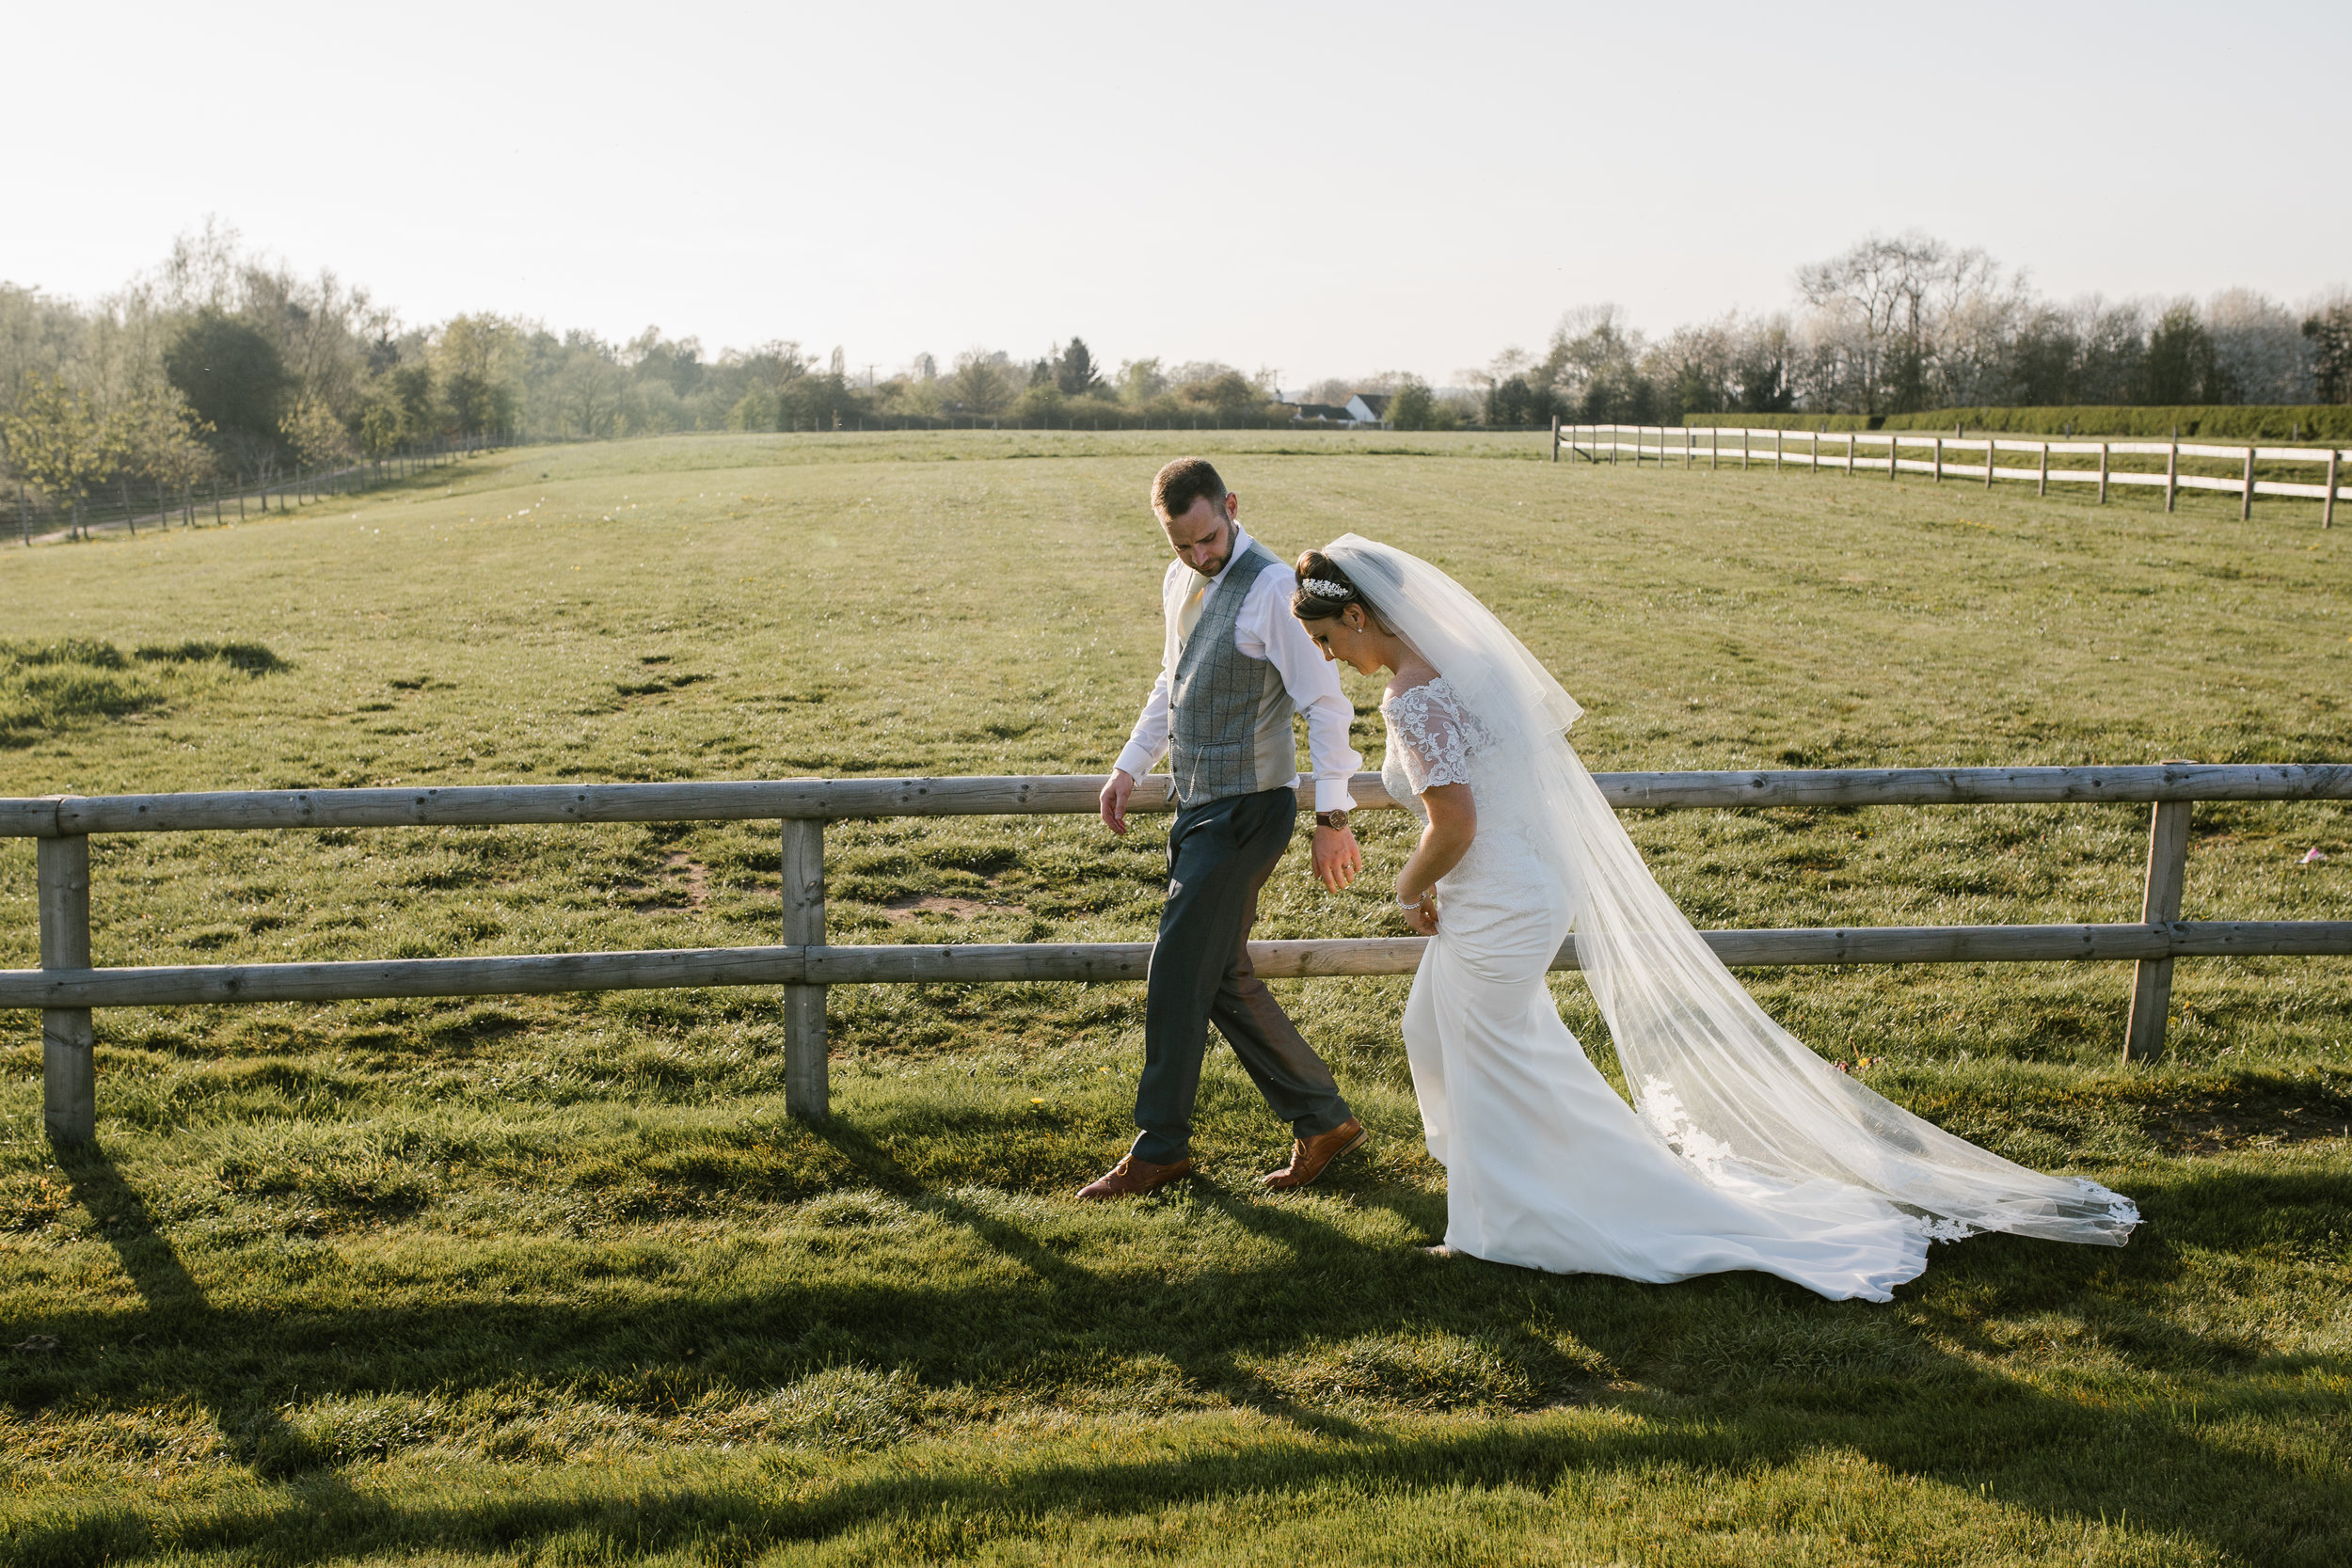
[[1311, 826, 1361, 893], [1099, 769, 1136, 836]]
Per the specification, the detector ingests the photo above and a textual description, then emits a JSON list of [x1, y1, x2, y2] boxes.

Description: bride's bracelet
[[1396, 890, 1429, 910]]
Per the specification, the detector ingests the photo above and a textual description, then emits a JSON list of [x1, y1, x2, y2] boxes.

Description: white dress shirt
[[1114, 527, 1361, 813]]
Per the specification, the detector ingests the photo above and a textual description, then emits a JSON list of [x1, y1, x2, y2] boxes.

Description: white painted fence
[[1552, 421, 2344, 527]]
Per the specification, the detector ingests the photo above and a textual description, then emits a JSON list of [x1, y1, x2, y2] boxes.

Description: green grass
[[1, 428, 2347, 1565]]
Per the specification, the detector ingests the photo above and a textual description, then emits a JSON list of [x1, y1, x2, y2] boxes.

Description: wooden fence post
[[2165, 436, 2179, 513], [2039, 442, 2049, 497], [2099, 442, 2109, 504], [1741, 429, 1749, 470], [1846, 431, 1855, 476], [1550, 414, 1560, 462], [2122, 776, 2194, 1063], [39, 828, 95, 1143], [1888, 433, 1899, 481], [1933, 436, 1943, 482], [1611, 425, 1617, 466], [781, 816, 829, 1119], [2240, 444, 2256, 521], [1711, 427, 1719, 469], [1983, 436, 1994, 487], [1774, 429, 1783, 472], [2327, 450, 2338, 529]]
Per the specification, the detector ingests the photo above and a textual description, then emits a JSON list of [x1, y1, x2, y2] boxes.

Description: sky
[[9, 0, 2348, 388]]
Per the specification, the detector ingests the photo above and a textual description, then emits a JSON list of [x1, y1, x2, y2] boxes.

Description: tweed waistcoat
[[1168, 539, 1295, 807]]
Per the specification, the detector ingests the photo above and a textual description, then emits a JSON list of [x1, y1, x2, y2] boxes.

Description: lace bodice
[[1380, 675, 1493, 800]]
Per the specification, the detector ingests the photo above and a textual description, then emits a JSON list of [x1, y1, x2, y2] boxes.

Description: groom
[[1081, 457, 1369, 1199]]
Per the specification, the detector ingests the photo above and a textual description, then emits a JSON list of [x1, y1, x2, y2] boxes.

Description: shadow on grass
[[7, 1134, 2347, 1566], [45, 1146, 369, 1489], [818, 1116, 1380, 1440]]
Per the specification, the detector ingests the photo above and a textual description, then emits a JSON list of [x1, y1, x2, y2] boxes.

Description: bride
[[1291, 534, 2137, 1302]]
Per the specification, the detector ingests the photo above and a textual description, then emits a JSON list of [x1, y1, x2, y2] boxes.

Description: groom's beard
[[1193, 531, 1233, 578]]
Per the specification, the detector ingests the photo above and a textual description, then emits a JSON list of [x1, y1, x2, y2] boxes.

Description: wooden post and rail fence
[[13, 434, 514, 546], [1551, 420, 2344, 528], [7, 764, 2349, 1144]]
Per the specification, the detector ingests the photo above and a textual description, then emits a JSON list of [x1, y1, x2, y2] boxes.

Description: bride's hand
[[1399, 890, 1438, 935]]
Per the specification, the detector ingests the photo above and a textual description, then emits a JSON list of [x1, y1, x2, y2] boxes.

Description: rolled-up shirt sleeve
[[1235, 563, 1361, 813]]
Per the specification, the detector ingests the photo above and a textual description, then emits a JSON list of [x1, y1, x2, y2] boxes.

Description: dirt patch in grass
[[628, 851, 711, 912], [882, 893, 1024, 923]]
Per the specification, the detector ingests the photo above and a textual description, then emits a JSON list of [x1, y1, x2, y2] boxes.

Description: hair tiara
[[1299, 578, 1354, 600]]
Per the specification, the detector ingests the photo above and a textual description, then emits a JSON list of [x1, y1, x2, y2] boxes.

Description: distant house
[[1344, 392, 1391, 426], [1292, 402, 1354, 423]]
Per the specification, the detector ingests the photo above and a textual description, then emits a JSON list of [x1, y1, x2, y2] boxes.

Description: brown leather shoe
[[1075, 1153, 1194, 1199], [1261, 1117, 1368, 1190]]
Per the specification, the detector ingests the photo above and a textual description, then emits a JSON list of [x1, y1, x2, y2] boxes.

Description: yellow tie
[[1177, 580, 1208, 644]]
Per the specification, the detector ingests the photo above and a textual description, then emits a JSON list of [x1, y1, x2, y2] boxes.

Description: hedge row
[[1675, 413, 1881, 432], [1677, 406, 2352, 441]]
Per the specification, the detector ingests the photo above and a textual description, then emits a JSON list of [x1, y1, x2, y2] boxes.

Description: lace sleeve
[[1387, 679, 1486, 794]]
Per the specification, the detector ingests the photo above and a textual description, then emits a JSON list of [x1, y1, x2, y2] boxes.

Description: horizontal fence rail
[[9, 924, 2351, 1012], [7, 764, 2349, 1140], [10, 764, 2350, 838], [1551, 420, 2344, 528]]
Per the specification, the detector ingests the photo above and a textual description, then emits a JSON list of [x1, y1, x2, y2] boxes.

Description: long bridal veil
[[1322, 533, 2137, 1247]]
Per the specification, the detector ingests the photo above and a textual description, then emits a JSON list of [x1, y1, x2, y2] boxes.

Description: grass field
[[2, 429, 2347, 1566]]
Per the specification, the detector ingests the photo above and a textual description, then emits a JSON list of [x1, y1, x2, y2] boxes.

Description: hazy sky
[[11, 1, 2347, 387]]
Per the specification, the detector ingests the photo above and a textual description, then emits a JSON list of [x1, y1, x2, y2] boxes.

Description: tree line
[[0, 226, 1318, 535], [1481, 232, 2350, 431], [5, 227, 2347, 529]]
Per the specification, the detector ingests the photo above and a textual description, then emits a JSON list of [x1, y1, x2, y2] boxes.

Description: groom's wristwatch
[[1314, 810, 1350, 831]]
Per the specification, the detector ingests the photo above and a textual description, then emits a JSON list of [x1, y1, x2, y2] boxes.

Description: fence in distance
[[1554, 420, 2344, 527]]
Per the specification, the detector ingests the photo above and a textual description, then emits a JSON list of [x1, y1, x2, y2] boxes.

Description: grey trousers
[[1131, 785, 1356, 1164]]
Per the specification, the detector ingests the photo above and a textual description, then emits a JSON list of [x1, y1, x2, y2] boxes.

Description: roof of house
[[1349, 391, 1391, 415]]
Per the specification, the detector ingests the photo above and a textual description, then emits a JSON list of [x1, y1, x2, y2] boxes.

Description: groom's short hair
[[1152, 457, 1226, 521]]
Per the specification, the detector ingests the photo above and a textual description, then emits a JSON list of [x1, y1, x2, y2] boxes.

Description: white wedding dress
[[1327, 535, 2137, 1303]]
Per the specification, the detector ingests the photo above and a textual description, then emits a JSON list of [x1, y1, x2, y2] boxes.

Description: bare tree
[[2204, 290, 2313, 404], [1531, 305, 1643, 414], [1795, 233, 1951, 413]]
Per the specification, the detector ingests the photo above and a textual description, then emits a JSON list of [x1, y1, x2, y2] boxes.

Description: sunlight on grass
[[0, 431, 2345, 1564]]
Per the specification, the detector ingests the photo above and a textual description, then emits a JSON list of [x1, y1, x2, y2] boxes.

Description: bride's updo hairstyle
[[1292, 549, 1390, 627]]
